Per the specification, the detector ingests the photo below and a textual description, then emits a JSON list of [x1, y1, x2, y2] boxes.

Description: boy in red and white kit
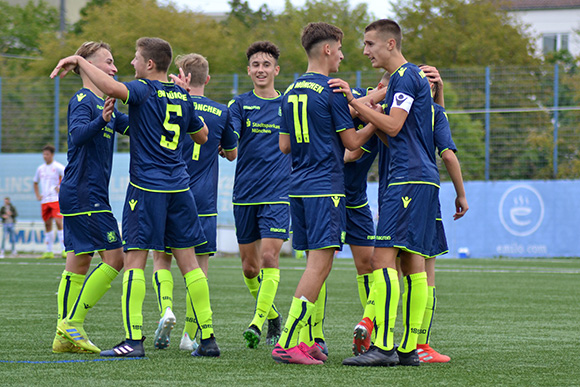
[[33, 144, 66, 259]]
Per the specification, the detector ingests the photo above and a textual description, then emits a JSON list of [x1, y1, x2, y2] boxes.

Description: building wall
[[509, 9, 580, 57], [4, 0, 90, 24]]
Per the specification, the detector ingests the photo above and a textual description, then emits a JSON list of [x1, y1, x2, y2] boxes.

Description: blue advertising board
[[1, 153, 578, 257]]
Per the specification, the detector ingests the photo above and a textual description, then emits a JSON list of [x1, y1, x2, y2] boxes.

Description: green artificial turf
[[0, 256, 578, 386]]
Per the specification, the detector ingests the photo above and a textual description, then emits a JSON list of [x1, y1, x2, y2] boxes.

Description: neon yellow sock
[[418, 286, 435, 345], [185, 268, 214, 340], [298, 315, 314, 346], [244, 273, 279, 320], [122, 269, 146, 340], [183, 290, 198, 339], [68, 262, 118, 324], [250, 268, 280, 330], [362, 283, 376, 322], [152, 269, 174, 317], [399, 272, 428, 353], [278, 297, 315, 349], [244, 274, 260, 298], [57, 271, 85, 324], [312, 281, 326, 341], [373, 268, 399, 351], [357, 273, 374, 310]]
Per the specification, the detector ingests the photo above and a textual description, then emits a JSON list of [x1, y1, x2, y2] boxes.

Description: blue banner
[[1, 153, 577, 257]]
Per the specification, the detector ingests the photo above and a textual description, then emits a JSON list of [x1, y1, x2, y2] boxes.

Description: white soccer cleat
[[153, 307, 176, 349], [179, 331, 198, 351]]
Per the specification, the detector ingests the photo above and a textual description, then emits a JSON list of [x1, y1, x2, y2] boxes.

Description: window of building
[[543, 33, 570, 54]]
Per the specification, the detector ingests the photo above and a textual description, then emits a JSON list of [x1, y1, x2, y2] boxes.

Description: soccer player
[[344, 73, 389, 313], [33, 144, 65, 259], [51, 41, 129, 355], [51, 37, 219, 358], [227, 41, 289, 349], [416, 66, 468, 363], [271, 22, 376, 365], [331, 19, 437, 367], [0, 197, 18, 258], [349, 66, 469, 362], [151, 53, 238, 352]]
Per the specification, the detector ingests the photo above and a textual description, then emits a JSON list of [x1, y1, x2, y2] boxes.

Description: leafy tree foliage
[[392, 0, 540, 68], [0, 0, 59, 75]]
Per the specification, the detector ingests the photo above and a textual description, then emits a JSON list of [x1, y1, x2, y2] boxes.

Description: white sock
[[57, 230, 64, 251], [45, 230, 54, 252]]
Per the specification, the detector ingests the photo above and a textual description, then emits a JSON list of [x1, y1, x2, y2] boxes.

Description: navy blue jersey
[[228, 90, 290, 204], [344, 87, 378, 207], [123, 79, 204, 192], [383, 63, 439, 186], [433, 103, 457, 156], [280, 72, 354, 196], [183, 96, 237, 214], [60, 88, 129, 214], [345, 136, 379, 207]]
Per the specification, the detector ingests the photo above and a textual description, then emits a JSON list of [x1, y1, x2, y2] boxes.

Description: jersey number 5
[[160, 103, 182, 150], [288, 94, 309, 143]]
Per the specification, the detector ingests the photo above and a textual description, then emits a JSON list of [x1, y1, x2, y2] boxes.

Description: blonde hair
[[175, 53, 209, 87], [73, 41, 111, 74]]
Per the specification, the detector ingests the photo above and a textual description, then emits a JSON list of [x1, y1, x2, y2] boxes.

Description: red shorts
[[41, 202, 62, 222]]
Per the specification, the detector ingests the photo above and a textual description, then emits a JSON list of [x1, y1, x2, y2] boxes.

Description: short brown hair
[[175, 54, 209, 87], [42, 144, 55, 154], [365, 19, 402, 51], [246, 41, 280, 63], [136, 37, 172, 73], [73, 41, 112, 74], [301, 22, 343, 56]]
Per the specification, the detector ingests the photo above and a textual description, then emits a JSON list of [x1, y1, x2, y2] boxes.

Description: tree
[[0, 0, 59, 75], [392, 0, 539, 68]]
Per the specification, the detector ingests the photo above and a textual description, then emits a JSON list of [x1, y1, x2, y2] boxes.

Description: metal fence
[[1, 64, 578, 181]]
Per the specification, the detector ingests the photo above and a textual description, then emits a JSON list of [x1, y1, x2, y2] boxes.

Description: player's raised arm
[[51, 55, 128, 102], [329, 78, 407, 137]]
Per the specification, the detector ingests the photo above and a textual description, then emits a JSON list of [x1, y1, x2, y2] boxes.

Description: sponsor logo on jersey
[[77, 93, 87, 102]]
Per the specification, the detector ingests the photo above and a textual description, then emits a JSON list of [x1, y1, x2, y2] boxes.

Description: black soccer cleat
[[265, 315, 282, 346], [100, 337, 146, 357], [192, 334, 220, 357], [342, 345, 399, 367], [397, 348, 420, 366]]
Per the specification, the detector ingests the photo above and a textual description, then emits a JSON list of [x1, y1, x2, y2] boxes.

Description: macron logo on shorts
[[331, 196, 341, 208], [129, 199, 138, 211], [401, 196, 412, 208]]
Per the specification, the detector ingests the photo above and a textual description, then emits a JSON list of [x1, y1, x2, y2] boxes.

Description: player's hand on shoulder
[[419, 65, 443, 88], [328, 78, 354, 102]]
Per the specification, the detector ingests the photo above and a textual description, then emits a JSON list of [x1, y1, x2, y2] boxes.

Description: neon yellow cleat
[[40, 252, 55, 259], [52, 333, 88, 354], [57, 319, 101, 354]]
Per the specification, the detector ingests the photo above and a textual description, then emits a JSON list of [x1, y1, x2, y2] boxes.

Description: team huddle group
[[47, 18, 468, 366]]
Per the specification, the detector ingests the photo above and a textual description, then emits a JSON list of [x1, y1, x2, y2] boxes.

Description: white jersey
[[33, 161, 65, 204]]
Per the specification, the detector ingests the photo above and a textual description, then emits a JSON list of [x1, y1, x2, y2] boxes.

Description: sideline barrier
[[1, 154, 577, 257]]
